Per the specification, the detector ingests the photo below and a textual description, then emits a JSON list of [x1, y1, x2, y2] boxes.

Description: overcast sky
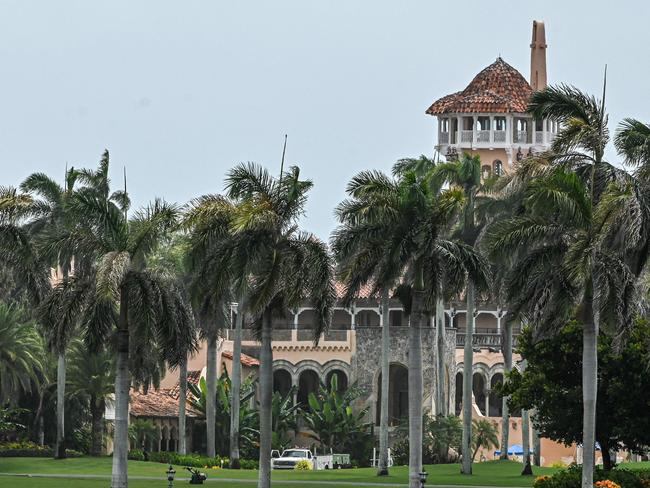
[[2, 1, 649, 240]]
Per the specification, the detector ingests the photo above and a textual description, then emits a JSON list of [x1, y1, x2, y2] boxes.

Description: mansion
[[129, 21, 581, 466]]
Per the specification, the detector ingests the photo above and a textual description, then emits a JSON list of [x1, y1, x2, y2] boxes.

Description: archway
[[473, 372, 487, 415], [455, 372, 463, 415], [297, 369, 320, 410], [356, 310, 380, 327], [489, 373, 504, 417], [376, 364, 409, 426], [273, 369, 292, 397], [325, 369, 348, 392]]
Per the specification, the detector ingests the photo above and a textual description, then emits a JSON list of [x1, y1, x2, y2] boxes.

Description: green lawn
[[0, 456, 566, 487]]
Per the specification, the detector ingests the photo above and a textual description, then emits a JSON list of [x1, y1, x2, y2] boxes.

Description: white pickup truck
[[271, 449, 314, 470]]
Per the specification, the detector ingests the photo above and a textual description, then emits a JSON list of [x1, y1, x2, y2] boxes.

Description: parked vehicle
[[272, 449, 314, 470]]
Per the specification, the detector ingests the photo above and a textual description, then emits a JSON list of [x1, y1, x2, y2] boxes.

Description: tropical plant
[[486, 84, 650, 488], [300, 374, 373, 457], [432, 152, 483, 475], [220, 163, 335, 488], [0, 303, 43, 405], [37, 152, 195, 488], [333, 159, 489, 487], [471, 419, 499, 462], [270, 387, 300, 452], [425, 414, 462, 464], [128, 419, 159, 451], [66, 340, 114, 456], [184, 193, 239, 462], [188, 371, 258, 458]]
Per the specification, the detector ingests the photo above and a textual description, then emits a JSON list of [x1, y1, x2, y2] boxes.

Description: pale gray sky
[[2, 0, 649, 240]]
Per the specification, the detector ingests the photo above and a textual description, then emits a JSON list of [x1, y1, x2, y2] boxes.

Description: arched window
[[493, 160, 503, 177]]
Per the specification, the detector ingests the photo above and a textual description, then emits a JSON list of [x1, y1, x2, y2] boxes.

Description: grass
[[0, 456, 563, 487]]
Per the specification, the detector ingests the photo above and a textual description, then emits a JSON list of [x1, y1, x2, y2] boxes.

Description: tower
[[530, 20, 547, 91]]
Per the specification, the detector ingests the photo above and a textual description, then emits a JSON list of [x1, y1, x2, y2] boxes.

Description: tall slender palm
[[334, 165, 488, 488], [486, 85, 650, 488], [66, 340, 115, 456], [433, 153, 482, 475], [223, 163, 335, 488], [184, 195, 237, 460], [44, 163, 193, 487]]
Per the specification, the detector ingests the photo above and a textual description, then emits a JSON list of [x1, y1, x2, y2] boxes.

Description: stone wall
[[351, 326, 457, 424]]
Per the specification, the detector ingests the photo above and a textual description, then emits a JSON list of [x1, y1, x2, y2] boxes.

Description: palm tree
[[333, 164, 488, 488], [223, 163, 335, 488], [0, 303, 44, 404], [43, 161, 193, 487], [471, 418, 499, 462], [66, 340, 114, 456], [433, 153, 482, 475], [486, 85, 650, 488], [184, 194, 237, 460]]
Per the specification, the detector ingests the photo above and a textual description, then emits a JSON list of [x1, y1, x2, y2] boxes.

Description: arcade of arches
[[454, 368, 517, 418], [272, 362, 350, 410]]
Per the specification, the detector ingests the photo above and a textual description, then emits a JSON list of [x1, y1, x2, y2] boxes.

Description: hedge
[[0, 441, 83, 458], [534, 465, 650, 488], [127, 450, 259, 470]]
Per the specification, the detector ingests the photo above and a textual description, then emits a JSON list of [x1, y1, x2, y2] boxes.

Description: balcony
[[477, 130, 490, 143], [456, 332, 519, 349], [493, 130, 506, 143], [222, 328, 352, 347], [461, 130, 473, 143], [514, 130, 529, 144]]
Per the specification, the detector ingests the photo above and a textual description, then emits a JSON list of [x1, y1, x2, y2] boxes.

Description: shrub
[[0, 441, 82, 458], [294, 460, 313, 470], [537, 465, 650, 488], [239, 459, 259, 470], [128, 449, 145, 461], [551, 461, 569, 469]]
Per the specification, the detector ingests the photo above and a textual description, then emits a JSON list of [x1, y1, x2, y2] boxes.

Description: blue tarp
[[494, 444, 533, 456]]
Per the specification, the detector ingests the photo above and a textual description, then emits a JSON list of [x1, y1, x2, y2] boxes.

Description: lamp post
[[166, 465, 176, 488], [419, 471, 428, 487]]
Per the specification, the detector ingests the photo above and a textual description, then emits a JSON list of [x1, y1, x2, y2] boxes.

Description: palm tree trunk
[[178, 357, 187, 455], [582, 312, 599, 488], [500, 320, 512, 460], [206, 334, 217, 458], [408, 288, 424, 488], [378, 289, 390, 476], [55, 351, 66, 459], [435, 297, 446, 416], [257, 311, 273, 488], [31, 387, 46, 446], [461, 281, 475, 475], [112, 288, 130, 488], [230, 297, 245, 469], [521, 408, 533, 475], [90, 397, 105, 456], [532, 415, 541, 467]]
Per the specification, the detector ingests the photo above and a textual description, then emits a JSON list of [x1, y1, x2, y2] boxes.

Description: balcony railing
[[461, 130, 473, 143], [514, 131, 529, 143], [477, 130, 490, 143], [456, 332, 519, 349], [222, 328, 350, 344], [493, 130, 506, 142], [440, 132, 450, 143], [535, 132, 544, 143]]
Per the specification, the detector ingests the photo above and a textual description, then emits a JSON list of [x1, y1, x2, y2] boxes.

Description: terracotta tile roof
[[426, 57, 533, 115], [168, 370, 202, 400], [221, 351, 260, 367], [333, 281, 376, 300], [130, 388, 202, 419]]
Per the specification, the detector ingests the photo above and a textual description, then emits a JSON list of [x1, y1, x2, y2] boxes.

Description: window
[[481, 164, 492, 180], [493, 160, 503, 176], [494, 117, 506, 131]]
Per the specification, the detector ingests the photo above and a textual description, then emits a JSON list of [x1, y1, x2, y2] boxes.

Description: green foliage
[[271, 387, 300, 451], [0, 407, 26, 437], [140, 450, 259, 470], [0, 303, 44, 404], [128, 419, 160, 450], [504, 319, 650, 467], [0, 440, 82, 458], [127, 448, 145, 461], [425, 414, 462, 464], [534, 464, 650, 488], [471, 418, 500, 461], [300, 374, 373, 462], [188, 370, 258, 457]]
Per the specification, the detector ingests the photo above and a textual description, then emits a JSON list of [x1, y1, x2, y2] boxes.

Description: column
[[496, 311, 501, 334], [490, 115, 495, 144], [350, 304, 356, 330], [506, 115, 513, 145], [457, 115, 462, 145], [485, 391, 490, 417], [293, 310, 299, 330], [472, 115, 478, 145], [292, 376, 299, 405]]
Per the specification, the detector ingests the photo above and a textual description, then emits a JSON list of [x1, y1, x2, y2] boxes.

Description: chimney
[[530, 20, 547, 91]]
